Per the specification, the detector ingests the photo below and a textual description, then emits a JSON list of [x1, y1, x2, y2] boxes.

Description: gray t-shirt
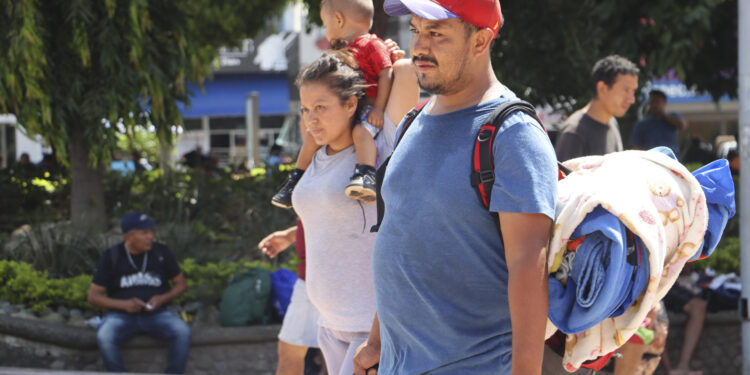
[[555, 108, 623, 162], [291, 117, 396, 332]]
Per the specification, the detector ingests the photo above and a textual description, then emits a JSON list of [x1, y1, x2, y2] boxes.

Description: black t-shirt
[[92, 242, 181, 303], [554, 108, 623, 162]]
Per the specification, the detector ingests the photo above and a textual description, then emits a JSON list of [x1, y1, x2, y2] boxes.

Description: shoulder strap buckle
[[471, 170, 495, 186]]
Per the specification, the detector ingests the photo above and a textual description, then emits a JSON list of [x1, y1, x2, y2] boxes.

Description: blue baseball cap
[[120, 211, 156, 233]]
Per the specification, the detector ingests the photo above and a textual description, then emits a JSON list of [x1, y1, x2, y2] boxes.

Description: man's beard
[[413, 53, 468, 95]]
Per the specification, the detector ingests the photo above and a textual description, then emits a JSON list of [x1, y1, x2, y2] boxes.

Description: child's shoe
[[345, 164, 377, 203], [271, 168, 304, 208]]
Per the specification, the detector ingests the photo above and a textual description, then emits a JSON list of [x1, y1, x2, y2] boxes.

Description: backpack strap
[[395, 99, 430, 147], [371, 99, 430, 233], [470, 99, 570, 209]]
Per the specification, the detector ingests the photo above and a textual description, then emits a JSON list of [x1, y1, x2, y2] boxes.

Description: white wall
[[15, 127, 44, 163]]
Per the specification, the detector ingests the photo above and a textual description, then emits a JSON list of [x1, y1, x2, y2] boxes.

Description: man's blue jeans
[[96, 309, 191, 374]]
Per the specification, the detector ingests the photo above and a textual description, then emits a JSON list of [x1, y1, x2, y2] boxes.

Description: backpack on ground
[[219, 267, 272, 326], [270, 268, 298, 319]]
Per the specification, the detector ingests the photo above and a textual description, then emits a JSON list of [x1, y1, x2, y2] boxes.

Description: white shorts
[[278, 279, 320, 348]]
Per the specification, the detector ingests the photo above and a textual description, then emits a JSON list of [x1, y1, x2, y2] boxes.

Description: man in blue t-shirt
[[353, 1, 557, 374], [87, 211, 190, 374], [630, 89, 687, 157]]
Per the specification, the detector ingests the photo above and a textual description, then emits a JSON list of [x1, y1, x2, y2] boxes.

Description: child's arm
[[367, 67, 393, 128]]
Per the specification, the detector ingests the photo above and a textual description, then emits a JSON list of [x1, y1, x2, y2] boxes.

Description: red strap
[[473, 124, 499, 207], [566, 236, 586, 252], [580, 351, 615, 371]]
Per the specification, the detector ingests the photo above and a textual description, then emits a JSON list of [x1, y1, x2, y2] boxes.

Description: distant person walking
[[630, 89, 687, 157], [555, 55, 640, 162]]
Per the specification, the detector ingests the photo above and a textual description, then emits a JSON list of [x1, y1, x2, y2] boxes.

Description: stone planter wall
[[655, 311, 742, 375], [0, 311, 744, 374], [0, 315, 279, 375]]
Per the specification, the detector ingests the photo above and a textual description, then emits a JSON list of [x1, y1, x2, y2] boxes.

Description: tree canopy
[[496, 0, 737, 108], [0, 0, 291, 227], [303, 0, 737, 108]]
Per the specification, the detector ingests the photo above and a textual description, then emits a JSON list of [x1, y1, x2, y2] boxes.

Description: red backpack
[[372, 99, 617, 372]]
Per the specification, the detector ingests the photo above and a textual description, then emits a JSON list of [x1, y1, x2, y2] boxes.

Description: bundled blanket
[[545, 150, 710, 371], [548, 206, 650, 333]]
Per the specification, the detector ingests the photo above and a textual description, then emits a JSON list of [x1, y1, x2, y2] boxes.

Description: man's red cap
[[384, 0, 504, 37]]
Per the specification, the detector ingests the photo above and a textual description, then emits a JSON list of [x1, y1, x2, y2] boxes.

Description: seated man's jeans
[[96, 309, 191, 374]]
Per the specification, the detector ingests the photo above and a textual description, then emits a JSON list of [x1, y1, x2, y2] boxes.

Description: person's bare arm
[[499, 212, 552, 375], [257, 226, 297, 258], [353, 313, 381, 375], [146, 273, 188, 311], [367, 68, 394, 128], [87, 283, 146, 313], [663, 113, 687, 130]]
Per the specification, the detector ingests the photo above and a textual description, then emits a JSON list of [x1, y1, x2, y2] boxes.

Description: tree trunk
[[69, 133, 106, 231], [159, 138, 174, 174]]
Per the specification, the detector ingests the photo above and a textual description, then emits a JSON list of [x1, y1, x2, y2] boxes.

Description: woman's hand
[[257, 228, 295, 258], [383, 39, 406, 62]]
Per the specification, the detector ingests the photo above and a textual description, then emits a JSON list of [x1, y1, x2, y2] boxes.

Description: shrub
[[1, 223, 115, 278], [106, 168, 297, 262], [1, 167, 299, 274], [0, 260, 91, 312], [691, 236, 741, 275], [177, 258, 295, 306], [0, 258, 297, 313], [0, 170, 69, 233]]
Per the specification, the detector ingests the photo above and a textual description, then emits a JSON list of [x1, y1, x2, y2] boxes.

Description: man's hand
[[367, 107, 385, 128], [146, 294, 166, 311], [257, 228, 295, 259], [122, 298, 146, 313], [353, 340, 380, 375], [383, 39, 405, 62]]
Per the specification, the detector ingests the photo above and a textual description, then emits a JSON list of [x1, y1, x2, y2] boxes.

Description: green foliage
[[177, 258, 295, 306], [496, 0, 736, 107], [1, 222, 116, 278], [1, 168, 298, 276], [0, 0, 292, 157], [0, 258, 297, 313], [0, 169, 69, 233], [0, 0, 292, 227], [303, 0, 737, 107], [0, 260, 92, 312], [106, 168, 297, 261], [116, 126, 161, 165], [691, 237, 740, 275]]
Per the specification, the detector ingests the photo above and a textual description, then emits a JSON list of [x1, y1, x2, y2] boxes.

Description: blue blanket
[[548, 206, 650, 334], [690, 159, 736, 260]]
